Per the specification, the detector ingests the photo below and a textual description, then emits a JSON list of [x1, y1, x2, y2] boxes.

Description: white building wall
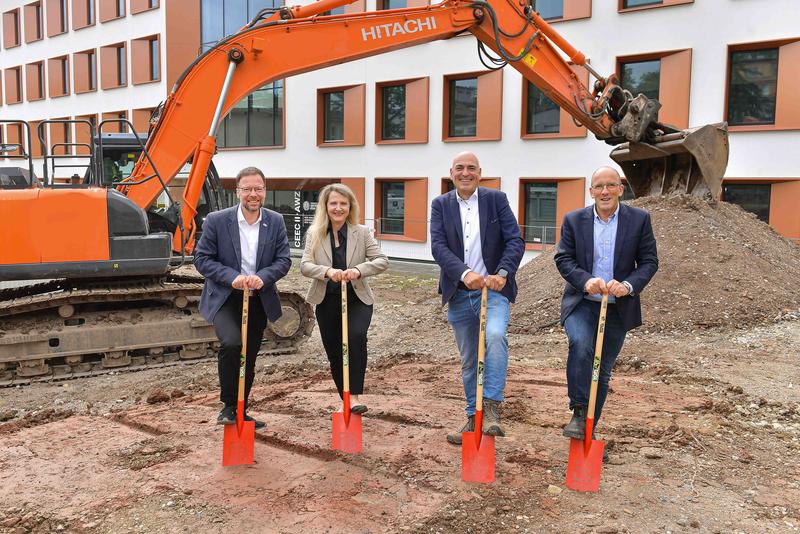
[[2, 0, 799, 261]]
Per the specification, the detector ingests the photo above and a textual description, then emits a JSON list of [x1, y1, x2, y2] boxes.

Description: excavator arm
[[124, 0, 728, 253]]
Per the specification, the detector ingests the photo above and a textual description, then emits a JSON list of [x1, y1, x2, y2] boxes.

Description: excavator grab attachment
[[609, 122, 729, 201]]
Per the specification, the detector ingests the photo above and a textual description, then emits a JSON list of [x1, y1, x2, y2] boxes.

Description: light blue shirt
[[587, 204, 619, 304]]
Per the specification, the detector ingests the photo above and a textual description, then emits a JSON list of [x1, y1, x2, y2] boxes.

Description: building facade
[[2, 0, 799, 263]]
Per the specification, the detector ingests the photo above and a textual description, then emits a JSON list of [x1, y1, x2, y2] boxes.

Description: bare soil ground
[[1, 197, 799, 534]]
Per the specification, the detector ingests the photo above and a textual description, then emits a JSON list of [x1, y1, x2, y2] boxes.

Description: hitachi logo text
[[361, 16, 437, 41]]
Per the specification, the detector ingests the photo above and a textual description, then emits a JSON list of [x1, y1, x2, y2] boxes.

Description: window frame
[[442, 69, 503, 142], [520, 62, 588, 140], [3, 9, 22, 48], [24, 2, 43, 43], [316, 84, 366, 147], [375, 77, 429, 145], [618, 0, 692, 14], [25, 61, 46, 101], [374, 177, 428, 242], [517, 177, 584, 251], [217, 80, 285, 149], [322, 90, 345, 143]]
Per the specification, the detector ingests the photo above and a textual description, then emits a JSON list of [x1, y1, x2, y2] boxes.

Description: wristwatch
[[496, 269, 508, 278], [622, 280, 634, 296]]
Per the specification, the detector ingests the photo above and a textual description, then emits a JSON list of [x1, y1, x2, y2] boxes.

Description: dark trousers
[[315, 287, 373, 399], [564, 298, 628, 424], [213, 291, 268, 408]]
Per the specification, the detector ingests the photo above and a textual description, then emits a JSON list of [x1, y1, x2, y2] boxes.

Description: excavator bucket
[[610, 122, 729, 201]]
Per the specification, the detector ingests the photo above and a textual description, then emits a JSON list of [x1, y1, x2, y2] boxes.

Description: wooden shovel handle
[[475, 286, 488, 413], [586, 293, 608, 424]]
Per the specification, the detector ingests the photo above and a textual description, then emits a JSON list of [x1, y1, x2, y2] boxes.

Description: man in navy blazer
[[194, 167, 291, 428], [431, 152, 524, 444], [554, 166, 658, 448]]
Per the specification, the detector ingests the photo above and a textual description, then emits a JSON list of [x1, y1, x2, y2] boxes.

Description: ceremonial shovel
[[331, 280, 363, 453], [461, 286, 495, 483], [565, 292, 608, 492], [222, 290, 256, 466]]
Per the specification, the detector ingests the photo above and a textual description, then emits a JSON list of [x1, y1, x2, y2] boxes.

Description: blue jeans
[[448, 289, 510, 417], [564, 298, 627, 424]]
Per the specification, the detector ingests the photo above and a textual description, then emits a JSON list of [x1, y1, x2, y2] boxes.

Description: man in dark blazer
[[194, 166, 291, 428], [431, 151, 525, 444], [554, 166, 658, 449]]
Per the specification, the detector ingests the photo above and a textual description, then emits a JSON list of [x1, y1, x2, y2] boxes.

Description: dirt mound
[[511, 195, 800, 333]]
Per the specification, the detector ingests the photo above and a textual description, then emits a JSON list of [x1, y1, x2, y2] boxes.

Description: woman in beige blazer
[[301, 184, 388, 413]]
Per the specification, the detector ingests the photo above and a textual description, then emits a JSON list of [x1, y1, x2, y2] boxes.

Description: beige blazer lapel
[[321, 231, 333, 264], [345, 224, 358, 267]]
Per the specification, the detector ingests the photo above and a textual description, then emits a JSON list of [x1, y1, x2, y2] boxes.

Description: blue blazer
[[194, 205, 291, 323], [554, 203, 659, 332], [430, 188, 525, 305]]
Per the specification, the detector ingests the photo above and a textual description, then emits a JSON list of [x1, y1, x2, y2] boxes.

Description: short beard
[[242, 201, 262, 213]]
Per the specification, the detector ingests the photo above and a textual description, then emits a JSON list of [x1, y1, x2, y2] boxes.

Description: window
[[323, 6, 345, 15], [526, 83, 559, 134], [376, 77, 428, 145], [620, 59, 660, 101], [74, 114, 97, 155], [323, 91, 345, 142], [380, 182, 405, 235], [25, 62, 46, 101], [622, 0, 660, 7], [727, 49, 778, 127], [316, 85, 365, 147], [100, 42, 126, 89], [535, 0, 563, 20], [46, 0, 69, 36], [202, 0, 285, 148], [48, 56, 70, 97], [73, 48, 97, 93], [24, 2, 43, 42], [722, 183, 771, 223], [3, 9, 21, 48], [617, 49, 692, 128], [101, 110, 128, 133], [377, 0, 406, 9], [448, 78, 478, 137], [381, 85, 405, 140], [443, 70, 503, 141], [73, 0, 96, 29], [117, 0, 124, 16], [523, 183, 557, 245], [131, 35, 160, 84], [619, 0, 692, 12], [217, 81, 284, 147], [4, 67, 23, 104]]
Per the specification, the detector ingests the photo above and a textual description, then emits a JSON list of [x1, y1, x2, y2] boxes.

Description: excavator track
[[0, 274, 315, 387]]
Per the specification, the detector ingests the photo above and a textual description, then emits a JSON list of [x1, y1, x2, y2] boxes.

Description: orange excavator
[[0, 0, 728, 384]]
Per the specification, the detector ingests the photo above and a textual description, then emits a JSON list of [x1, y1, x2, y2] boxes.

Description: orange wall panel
[[166, 0, 199, 89], [102, 111, 128, 133], [404, 178, 428, 242], [563, 0, 591, 20], [659, 49, 691, 129], [406, 77, 429, 144], [98, 0, 123, 21], [132, 108, 154, 134], [5, 123, 23, 155], [343, 84, 366, 146], [72, 0, 92, 29], [74, 114, 97, 155], [131, 0, 158, 14], [131, 36, 154, 85], [344, 0, 365, 13], [556, 179, 585, 243], [48, 57, 70, 97], [3, 10, 20, 48], [25, 62, 45, 101], [769, 180, 800, 241], [776, 40, 800, 129], [476, 69, 503, 140], [24, 3, 41, 42], [45, 0, 67, 36], [4, 68, 22, 104]]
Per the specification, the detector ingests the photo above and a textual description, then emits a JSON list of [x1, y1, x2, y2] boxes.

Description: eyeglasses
[[238, 187, 265, 194], [590, 183, 622, 192]]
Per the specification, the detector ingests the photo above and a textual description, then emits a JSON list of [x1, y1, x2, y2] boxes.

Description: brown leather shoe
[[483, 398, 505, 437], [446, 415, 475, 445]]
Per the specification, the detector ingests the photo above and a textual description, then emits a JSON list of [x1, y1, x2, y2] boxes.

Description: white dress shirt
[[457, 188, 487, 281], [237, 204, 262, 276]]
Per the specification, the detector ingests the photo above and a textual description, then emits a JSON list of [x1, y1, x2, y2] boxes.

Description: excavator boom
[[124, 0, 728, 253]]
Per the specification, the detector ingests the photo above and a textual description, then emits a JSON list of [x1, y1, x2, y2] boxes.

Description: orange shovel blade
[[461, 431, 495, 483], [222, 421, 255, 466], [565, 437, 604, 492], [332, 412, 363, 453]]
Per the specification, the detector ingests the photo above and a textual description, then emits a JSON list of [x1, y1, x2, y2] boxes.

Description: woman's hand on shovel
[[326, 268, 345, 282]]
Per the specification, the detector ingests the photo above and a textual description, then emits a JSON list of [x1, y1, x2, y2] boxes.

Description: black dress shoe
[[351, 405, 368, 415], [244, 415, 266, 430], [217, 406, 236, 425], [562, 406, 587, 439]]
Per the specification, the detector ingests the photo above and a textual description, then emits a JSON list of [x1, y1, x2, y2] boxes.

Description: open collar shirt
[[587, 203, 619, 303], [237, 203, 262, 276], [457, 188, 487, 281]]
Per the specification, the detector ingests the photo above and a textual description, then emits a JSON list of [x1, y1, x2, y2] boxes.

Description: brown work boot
[[483, 398, 505, 437], [446, 415, 475, 445]]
